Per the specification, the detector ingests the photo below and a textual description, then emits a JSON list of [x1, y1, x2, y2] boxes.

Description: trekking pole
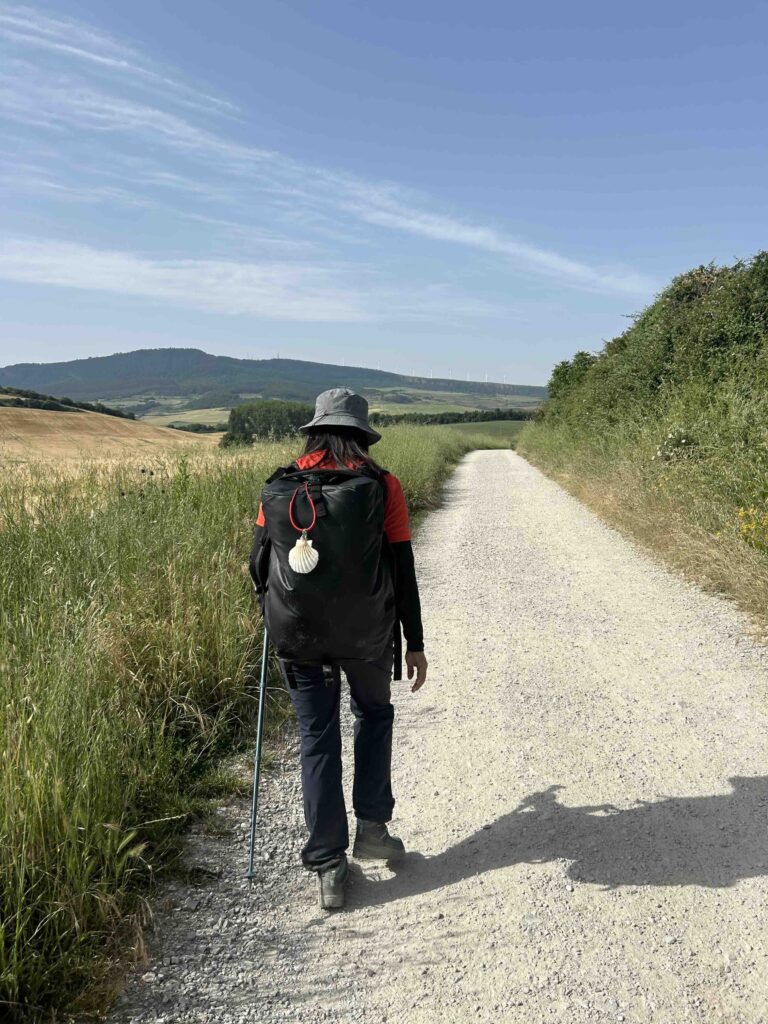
[[246, 629, 270, 880]]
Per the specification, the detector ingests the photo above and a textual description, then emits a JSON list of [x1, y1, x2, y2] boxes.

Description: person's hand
[[405, 650, 428, 692]]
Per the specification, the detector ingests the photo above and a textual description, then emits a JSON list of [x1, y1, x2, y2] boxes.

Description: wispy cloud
[[0, 237, 370, 320], [0, 236, 504, 323], [0, 61, 257, 157], [0, 4, 237, 116], [339, 183, 654, 294], [0, 2, 656, 323]]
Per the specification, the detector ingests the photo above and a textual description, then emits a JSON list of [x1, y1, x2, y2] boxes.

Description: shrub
[[519, 251, 768, 623], [221, 400, 314, 446]]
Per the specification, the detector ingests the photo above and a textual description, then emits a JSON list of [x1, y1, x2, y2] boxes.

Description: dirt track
[[114, 449, 768, 1024]]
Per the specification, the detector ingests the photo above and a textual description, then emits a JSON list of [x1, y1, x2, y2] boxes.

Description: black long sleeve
[[391, 540, 424, 652]]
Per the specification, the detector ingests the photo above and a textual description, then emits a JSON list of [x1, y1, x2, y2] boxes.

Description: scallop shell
[[288, 533, 319, 574]]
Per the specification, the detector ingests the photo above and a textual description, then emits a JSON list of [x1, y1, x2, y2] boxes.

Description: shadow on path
[[355, 777, 768, 907]]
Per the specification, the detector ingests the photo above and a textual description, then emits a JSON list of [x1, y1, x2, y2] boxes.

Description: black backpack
[[252, 464, 395, 665]]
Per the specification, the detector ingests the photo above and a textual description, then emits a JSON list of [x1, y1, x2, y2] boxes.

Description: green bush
[[519, 252, 768, 612], [221, 400, 313, 446]]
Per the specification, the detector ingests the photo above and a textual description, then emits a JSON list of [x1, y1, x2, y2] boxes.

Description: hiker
[[249, 388, 428, 909]]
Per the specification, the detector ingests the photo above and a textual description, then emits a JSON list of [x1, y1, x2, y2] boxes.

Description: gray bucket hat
[[299, 387, 382, 445]]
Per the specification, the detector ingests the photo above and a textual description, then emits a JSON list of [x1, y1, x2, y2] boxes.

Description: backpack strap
[[265, 462, 298, 484], [305, 475, 328, 519]]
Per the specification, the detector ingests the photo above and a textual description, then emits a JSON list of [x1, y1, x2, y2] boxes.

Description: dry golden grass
[[0, 407, 222, 465], [519, 449, 768, 639]]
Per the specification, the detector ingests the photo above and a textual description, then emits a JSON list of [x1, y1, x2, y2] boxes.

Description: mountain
[[0, 349, 546, 412]]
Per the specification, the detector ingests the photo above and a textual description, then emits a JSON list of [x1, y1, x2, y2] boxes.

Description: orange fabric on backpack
[[254, 450, 411, 543]]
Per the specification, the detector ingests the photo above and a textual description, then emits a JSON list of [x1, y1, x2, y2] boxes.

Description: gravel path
[[113, 450, 768, 1024]]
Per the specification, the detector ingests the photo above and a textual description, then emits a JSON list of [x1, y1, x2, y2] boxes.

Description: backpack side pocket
[[249, 528, 272, 612]]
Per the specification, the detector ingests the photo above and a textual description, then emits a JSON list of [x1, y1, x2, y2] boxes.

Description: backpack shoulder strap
[[265, 462, 299, 484], [353, 463, 389, 493]]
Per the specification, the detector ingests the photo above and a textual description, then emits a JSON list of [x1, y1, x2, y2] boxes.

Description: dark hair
[[302, 428, 384, 474]]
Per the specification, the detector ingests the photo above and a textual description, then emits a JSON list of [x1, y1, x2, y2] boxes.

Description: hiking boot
[[317, 855, 348, 910], [352, 819, 405, 863]]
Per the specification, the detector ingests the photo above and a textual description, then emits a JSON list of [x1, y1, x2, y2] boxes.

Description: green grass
[[437, 420, 525, 444], [0, 424, 490, 1019]]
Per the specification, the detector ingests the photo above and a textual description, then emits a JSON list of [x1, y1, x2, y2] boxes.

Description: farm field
[[135, 398, 540, 436], [365, 386, 541, 415], [141, 407, 232, 428], [437, 419, 526, 444], [128, 388, 542, 426], [135, 393, 538, 425], [0, 423, 509, 1018], [0, 407, 221, 463]]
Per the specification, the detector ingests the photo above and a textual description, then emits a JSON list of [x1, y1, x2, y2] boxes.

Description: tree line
[[0, 386, 135, 419], [220, 400, 314, 445], [368, 407, 532, 426], [220, 400, 532, 446]]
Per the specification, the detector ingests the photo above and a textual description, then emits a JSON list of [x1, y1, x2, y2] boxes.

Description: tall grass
[[436, 420, 524, 445], [519, 255, 768, 627], [0, 425, 489, 1018]]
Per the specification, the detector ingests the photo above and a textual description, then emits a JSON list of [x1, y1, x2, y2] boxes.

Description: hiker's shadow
[[358, 777, 768, 906]]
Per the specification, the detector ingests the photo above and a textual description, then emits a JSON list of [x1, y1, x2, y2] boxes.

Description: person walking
[[249, 388, 428, 909]]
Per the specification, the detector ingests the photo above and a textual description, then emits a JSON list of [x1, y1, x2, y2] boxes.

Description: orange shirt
[[255, 450, 411, 543]]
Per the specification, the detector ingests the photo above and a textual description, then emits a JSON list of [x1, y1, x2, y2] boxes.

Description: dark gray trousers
[[282, 645, 394, 869]]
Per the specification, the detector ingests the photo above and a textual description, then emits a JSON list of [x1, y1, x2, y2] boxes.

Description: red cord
[[289, 483, 317, 533]]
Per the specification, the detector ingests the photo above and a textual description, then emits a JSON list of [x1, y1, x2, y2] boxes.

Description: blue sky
[[1, 1, 766, 384]]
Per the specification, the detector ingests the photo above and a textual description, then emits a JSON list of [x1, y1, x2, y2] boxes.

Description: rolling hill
[[0, 407, 220, 463], [0, 385, 134, 418], [0, 349, 546, 417]]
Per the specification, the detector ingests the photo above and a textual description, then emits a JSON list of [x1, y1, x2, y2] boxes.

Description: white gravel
[[112, 449, 768, 1024]]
